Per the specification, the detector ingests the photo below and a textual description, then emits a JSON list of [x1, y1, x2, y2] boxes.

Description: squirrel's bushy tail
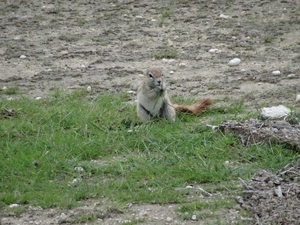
[[173, 98, 212, 115]]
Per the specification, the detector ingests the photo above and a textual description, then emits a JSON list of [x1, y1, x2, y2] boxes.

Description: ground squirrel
[[137, 67, 212, 121]]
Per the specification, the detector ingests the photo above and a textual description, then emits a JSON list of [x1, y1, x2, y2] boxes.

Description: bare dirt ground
[[1, 0, 300, 224]]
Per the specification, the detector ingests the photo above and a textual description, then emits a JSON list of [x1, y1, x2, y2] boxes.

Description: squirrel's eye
[[148, 73, 154, 78]]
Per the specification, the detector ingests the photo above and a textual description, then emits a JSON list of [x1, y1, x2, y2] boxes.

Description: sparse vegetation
[[158, 7, 172, 27], [1, 86, 19, 95], [59, 34, 80, 42], [262, 35, 275, 43], [152, 47, 178, 59]]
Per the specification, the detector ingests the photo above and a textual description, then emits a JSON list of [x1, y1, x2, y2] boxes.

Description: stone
[[261, 105, 291, 119], [272, 70, 281, 75], [228, 58, 241, 66]]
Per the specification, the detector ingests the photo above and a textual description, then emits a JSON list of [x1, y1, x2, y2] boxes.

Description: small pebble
[[135, 15, 143, 19], [272, 70, 281, 75], [169, 71, 174, 74], [74, 166, 84, 172], [20, 55, 27, 59], [70, 178, 81, 184], [86, 86, 92, 92], [219, 14, 230, 19], [60, 212, 68, 220], [127, 90, 136, 94], [151, 19, 156, 22], [179, 63, 187, 67], [208, 48, 220, 53], [162, 58, 168, 63], [168, 39, 173, 46], [191, 215, 197, 220], [296, 94, 300, 102], [228, 58, 241, 66], [9, 204, 20, 208], [168, 59, 176, 64], [2, 86, 7, 90], [287, 74, 295, 78], [166, 217, 172, 222], [35, 97, 42, 100], [261, 105, 291, 119]]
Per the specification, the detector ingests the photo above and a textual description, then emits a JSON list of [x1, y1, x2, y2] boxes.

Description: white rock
[[135, 15, 143, 19], [168, 59, 176, 64], [35, 97, 42, 100], [191, 215, 197, 220], [9, 204, 20, 208], [185, 185, 193, 189], [228, 58, 241, 66], [86, 86, 92, 92], [179, 63, 187, 67], [272, 70, 281, 75], [151, 19, 156, 22], [74, 166, 84, 172], [60, 213, 68, 220], [2, 86, 7, 90], [7, 97, 13, 101], [162, 58, 168, 63], [166, 217, 172, 222], [168, 39, 173, 46], [220, 14, 230, 19], [169, 71, 174, 74], [287, 74, 295, 78], [261, 105, 291, 119], [174, 36, 180, 40], [69, 178, 81, 185], [127, 90, 136, 94], [296, 94, 300, 102], [208, 48, 220, 53], [81, 64, 86, 68], [20, 55, 27, 59]]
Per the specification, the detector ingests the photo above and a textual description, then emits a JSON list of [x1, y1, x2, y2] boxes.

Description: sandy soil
[[1, 0, 300, 224]]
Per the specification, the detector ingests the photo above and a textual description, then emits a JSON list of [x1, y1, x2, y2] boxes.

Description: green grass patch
[[0, 90, 297, 222], [152, 47, 178, 59], [1, 86, 19, 95]]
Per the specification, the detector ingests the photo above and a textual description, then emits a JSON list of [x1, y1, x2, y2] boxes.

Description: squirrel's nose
[[157, 80, 161, 85]]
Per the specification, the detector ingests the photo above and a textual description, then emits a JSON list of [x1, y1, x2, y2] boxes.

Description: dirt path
[[1, 0, 300, 224]]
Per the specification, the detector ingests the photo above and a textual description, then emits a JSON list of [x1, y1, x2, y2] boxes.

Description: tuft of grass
[[59, 34, 80, 42], [152, 47, 178, 59], [0, 90, 297, 223], [262, 35, 275, 43], [77, 17, 86, 25], [158, 7, 172, 27], [1, 87, 19, 95]]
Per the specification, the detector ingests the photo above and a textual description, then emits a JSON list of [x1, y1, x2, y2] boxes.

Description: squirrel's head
[[145, 67, 165, 90]]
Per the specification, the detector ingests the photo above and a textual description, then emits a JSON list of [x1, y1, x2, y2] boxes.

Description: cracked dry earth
[[1, 0, 300, 224]]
